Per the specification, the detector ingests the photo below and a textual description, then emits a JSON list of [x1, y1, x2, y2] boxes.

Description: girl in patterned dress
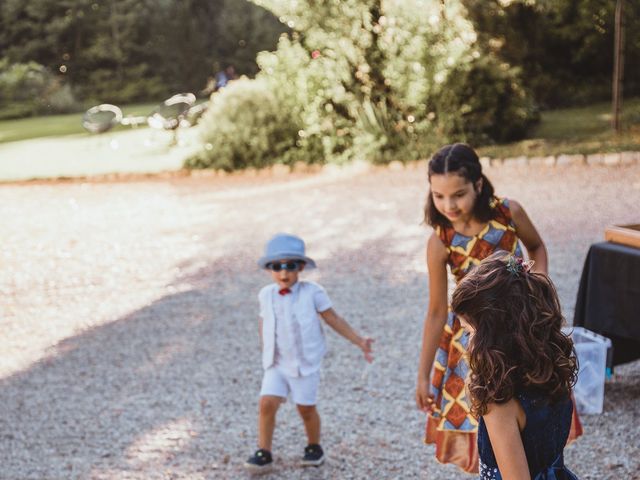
[[415, 143, 581, 473], [451, 253, 579, 480]]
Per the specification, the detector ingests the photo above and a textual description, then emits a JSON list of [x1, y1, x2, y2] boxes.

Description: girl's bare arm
[[416, 232, 449, 411], [510, 199, 548, 274], [483, 399, 530, 479]]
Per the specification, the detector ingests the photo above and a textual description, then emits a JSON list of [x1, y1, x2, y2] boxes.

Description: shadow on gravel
[[0, 235, 436, 479], [1, 232, 639, 479]]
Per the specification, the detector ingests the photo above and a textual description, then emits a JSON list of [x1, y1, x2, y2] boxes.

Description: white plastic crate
[[564, 326, 612, 415]]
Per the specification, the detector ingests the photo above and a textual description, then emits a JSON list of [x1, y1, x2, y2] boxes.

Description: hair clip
[[505, 256, 535, 277], [522, 259, 535, 273]]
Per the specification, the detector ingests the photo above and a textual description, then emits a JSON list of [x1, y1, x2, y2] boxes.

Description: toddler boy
[[245, 233, 374, 473]]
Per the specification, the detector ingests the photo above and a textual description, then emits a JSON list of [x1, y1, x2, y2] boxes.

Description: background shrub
[[0, 59, 79, 120], [77, 65, 167, 106], [186, 77, 302, 171], [0, 0, 287, 109], [191, 0, 539, 169], [432, 55, 539, 144]]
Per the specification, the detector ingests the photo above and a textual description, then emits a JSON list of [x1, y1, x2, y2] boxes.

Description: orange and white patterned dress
[[424, 197, 582, 473]]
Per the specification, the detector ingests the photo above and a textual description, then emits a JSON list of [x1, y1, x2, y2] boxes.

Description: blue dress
[[478, 390, 579, 480]]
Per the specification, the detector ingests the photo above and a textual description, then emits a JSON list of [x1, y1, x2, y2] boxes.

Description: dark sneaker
[[301, 444, 325, 467], [244, 448, 274, 473]]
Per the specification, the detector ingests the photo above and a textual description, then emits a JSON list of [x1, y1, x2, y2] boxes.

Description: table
[[574, 241, 640, 366]]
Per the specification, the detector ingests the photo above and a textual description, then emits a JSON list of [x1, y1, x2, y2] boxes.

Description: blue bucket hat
[[258, 233, 316, 269]]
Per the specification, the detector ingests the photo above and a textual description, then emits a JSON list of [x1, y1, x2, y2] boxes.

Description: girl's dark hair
[[451, 252, 578, 417], [424, 143, 495, 227]]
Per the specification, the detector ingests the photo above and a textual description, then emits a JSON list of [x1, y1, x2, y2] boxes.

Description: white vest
[[260, 281, 327, 374]]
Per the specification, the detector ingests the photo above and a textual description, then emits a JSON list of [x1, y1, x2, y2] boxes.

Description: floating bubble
[[82, 104, 122, 134]]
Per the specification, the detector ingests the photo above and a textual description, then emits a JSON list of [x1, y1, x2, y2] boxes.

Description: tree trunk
[[612, 0, 625, 132]]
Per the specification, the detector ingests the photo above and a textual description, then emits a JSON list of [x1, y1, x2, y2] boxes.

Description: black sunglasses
[[267, 260, 304, 272]]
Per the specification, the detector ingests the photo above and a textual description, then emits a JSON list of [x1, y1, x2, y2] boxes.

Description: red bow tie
[[278, 288, 291, 296]]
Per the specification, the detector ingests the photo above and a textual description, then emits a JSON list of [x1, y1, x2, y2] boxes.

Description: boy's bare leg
[[296, 404, 321, 444], [258, 395, 283, 451]]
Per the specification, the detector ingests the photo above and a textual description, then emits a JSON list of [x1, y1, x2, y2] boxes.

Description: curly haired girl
[[451, 252, 579, 480]]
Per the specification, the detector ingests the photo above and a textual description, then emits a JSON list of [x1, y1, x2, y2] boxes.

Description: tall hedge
[[0, 58, 78, 119], [189, 0, 540, 169]]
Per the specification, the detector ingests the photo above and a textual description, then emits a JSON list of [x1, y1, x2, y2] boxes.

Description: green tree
[[190, 0, 539, 169], [0, 58, 77, 119], [463, 0, 640, 107], [0, 0, 286, 105]]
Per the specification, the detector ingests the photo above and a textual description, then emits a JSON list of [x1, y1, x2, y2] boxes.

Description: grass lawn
[[478, 97, 640, 158], [0, 103, 158, 144], [2, 97, 640, 159]]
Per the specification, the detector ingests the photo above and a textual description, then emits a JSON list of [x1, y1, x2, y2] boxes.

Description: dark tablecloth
[[574, 241, 640, 366]]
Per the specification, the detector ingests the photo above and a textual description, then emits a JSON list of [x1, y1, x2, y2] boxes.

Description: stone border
[[191, 151, 640, 179], [188, 159, 421, 179], [479, 151, 640, 169], [4, 151, 639, 185]]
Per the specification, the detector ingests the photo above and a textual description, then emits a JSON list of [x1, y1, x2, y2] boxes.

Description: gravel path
[[0, 164, 638, 479]]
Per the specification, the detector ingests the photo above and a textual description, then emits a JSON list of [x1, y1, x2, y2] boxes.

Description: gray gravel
[[0, 164, 638, 479]]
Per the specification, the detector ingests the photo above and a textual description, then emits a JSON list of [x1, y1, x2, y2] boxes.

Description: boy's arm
[[319, 308, 374, 362], [258, 316, 263, 351]]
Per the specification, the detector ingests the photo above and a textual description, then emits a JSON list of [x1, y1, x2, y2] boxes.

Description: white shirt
[[260, 281, 332, 376]]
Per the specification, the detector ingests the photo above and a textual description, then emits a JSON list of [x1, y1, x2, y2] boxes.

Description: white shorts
[[260, 367, 320, 406]]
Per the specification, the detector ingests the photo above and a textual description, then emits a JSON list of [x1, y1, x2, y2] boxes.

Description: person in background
[[215, 65, 236, 90], [201, 65, 237, 96]]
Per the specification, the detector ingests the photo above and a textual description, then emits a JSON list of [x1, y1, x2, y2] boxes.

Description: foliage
[[432, 55, 539, 144], [477, 97, 640, 158], [79, 66, 167, 105], [186, 77, 303, 170], [463, 0, 640, 107], [0, 0, 287, 108], [0, 58, 79, 119], [191, 0, 539, 169]]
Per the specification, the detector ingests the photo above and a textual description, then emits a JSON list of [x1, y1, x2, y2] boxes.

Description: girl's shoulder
[[491, 196, 519, 225], [491, 195, 508, 212], [427, 229, 449, 260], [428, 228, 452, 260], [433, 221, 455, 248], [483, 397, 527, 431]]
